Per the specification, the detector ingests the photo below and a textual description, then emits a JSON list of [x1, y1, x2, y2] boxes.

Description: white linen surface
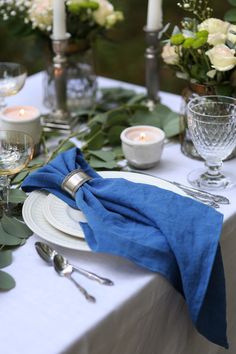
[[0, 73, 236, 354]]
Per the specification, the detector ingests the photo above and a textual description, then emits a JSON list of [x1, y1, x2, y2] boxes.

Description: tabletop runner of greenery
[[0, 87, 182, 291]]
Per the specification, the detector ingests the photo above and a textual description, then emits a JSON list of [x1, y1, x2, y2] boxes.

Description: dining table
[[1, 72, 236, 354]]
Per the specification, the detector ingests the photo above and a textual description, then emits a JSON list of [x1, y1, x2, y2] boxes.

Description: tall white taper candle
[[146, 0, 163, 31], [53, 0, 67, 39]]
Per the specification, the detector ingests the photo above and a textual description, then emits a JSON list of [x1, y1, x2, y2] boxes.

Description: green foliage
[[0, 190, 33, 291]]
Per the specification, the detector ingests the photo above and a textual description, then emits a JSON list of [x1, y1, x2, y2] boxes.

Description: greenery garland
[[0, 87, 182, 291]]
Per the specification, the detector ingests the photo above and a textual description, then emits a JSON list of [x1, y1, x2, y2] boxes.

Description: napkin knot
[[61, 169, 92, 198]]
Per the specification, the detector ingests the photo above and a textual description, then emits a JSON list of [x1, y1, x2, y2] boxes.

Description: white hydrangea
[[92, 0, 116, 27], [28, 0, 53, 32]]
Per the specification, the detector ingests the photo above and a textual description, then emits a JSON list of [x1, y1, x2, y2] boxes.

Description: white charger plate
[[22, 171, 185, 251]]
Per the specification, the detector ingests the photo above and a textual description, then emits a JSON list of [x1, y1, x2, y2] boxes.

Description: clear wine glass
[[187, 95, 236, 190], [0, 130, 34, 213], [0, 62, 27, 110]]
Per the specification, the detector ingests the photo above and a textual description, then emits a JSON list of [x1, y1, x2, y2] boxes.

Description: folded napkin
[[22, 147, 228, 348]]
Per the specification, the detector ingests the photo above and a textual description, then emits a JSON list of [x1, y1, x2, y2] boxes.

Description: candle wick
[[19, 109, 25, 117], [139, 133, 146, 141]]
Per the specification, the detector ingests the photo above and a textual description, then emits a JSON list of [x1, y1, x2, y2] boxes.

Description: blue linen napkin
[[22, 147, 228, 348]]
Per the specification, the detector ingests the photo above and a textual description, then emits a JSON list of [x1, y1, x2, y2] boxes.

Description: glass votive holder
[[120, 125, 165, 169], [0, 105, 42, 156]]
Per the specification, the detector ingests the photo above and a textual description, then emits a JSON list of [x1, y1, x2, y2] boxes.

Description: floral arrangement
[[0, 0, 123, 43], [161, 0, 236, 95]]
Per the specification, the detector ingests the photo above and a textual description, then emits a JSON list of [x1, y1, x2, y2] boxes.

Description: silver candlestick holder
[[42, 33, 77, 131], [144, 28, 161, 111]]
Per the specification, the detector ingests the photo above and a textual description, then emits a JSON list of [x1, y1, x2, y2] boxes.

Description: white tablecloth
[[1, 73, 236, 354]]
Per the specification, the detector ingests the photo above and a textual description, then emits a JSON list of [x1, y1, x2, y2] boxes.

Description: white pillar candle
[[146, 0, 163, 31], [53, 0, 67, 40], [0, 106, 42, 152], [120, 125, 165, 169]]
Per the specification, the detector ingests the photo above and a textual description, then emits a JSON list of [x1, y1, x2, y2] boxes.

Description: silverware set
[[172, 182, 230, 208], [128, 169, 230, 208], [35, 242, 114, 303]]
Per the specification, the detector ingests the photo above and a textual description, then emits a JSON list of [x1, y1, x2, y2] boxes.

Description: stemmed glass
[[187, 95, 236, 190], [0, 130, 34, 213], [0, 62, 27, 110]]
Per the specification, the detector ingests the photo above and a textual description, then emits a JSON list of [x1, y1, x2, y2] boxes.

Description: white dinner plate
[[22, 171, 185, 251], [43, 194, 87, 238]]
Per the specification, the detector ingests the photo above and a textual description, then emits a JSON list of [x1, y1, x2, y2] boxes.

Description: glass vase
[[43, 45, 97, 116]]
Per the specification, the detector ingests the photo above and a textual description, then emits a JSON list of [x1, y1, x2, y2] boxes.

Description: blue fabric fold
[[22, 147, 228, 348]]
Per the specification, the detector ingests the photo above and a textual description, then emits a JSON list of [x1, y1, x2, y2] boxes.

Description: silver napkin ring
[[61, 169, 92, 198]]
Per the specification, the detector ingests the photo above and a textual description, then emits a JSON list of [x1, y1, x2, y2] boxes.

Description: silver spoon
[[35, 242, 114, 286], [53, 254, 96, 303]]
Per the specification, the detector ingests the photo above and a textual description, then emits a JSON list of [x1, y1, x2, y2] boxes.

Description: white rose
[[208, 33, 226, 46], [93, 0, 114, 27], [227, 24, 236, 44], [206, 44, 236, 71], [28, 0, 52, 31], [198, 18, 230, 35], [161, 43, 179, 65]]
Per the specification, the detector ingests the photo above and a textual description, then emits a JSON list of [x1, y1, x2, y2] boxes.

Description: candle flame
[[19, 109, 25, 117], [139, 133, 146, 141]]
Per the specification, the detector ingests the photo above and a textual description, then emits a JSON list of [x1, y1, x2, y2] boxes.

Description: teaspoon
[[53, 254, 96, 303], [35, 242, 114, 286]]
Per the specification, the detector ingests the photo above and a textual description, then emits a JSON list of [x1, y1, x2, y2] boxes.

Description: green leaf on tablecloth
[[87, 131, 107, 150], [129, 110, 161, 127], [57, 140, 76, 153], [11, 170, 29, 185], [107, 125, 126, 145], [89, 156, 118, 169], [0, 223, 25, 246], [106, 111, 129, 128], [112, 146, 123, 158], [153, 103, 172, 117], [1, 215, 33, 239], [101, 88, 136, 102], [0, 270, 15, 291], [0, 250, 12, 269], [8, 189, 27, 204], [127, 93, 146, 105], [162, 111, 182, 138], [90, 113, 108, 125], [90, 150, 116, 162]]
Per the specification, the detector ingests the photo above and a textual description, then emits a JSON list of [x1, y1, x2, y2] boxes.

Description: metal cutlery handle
[[73, 265, 114, 286], [172, 182, 230, 205], [185, 191, 220, 208], [66, 274, 96, 303]]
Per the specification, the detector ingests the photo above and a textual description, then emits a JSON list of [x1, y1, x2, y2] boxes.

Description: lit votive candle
[[0, 105, 42, 156], [120, 125, 165, 169]]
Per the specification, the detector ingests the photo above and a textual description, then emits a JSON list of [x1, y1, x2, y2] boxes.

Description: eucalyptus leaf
[[162, 112, 182, 138], [90, 113, 108, 124], [57, 140, 75, 153], [127, 94, 147, 105], [0, 223, 23, 246], [11, 170, 29, 185], [89, 157, 117, 169], [1, 215, 33, 239], [87, 131, 107, 150], [0, 250, 12, 269], [107, 125, 126, 145], [0, 270, 16, 291], [154, 103, 171, 117], [89, 150, 116, 162], [129, 110, 161, 127], [8, 189, 27, 204], [112, 146, 123, 158], [106, 111, 129, 128]]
